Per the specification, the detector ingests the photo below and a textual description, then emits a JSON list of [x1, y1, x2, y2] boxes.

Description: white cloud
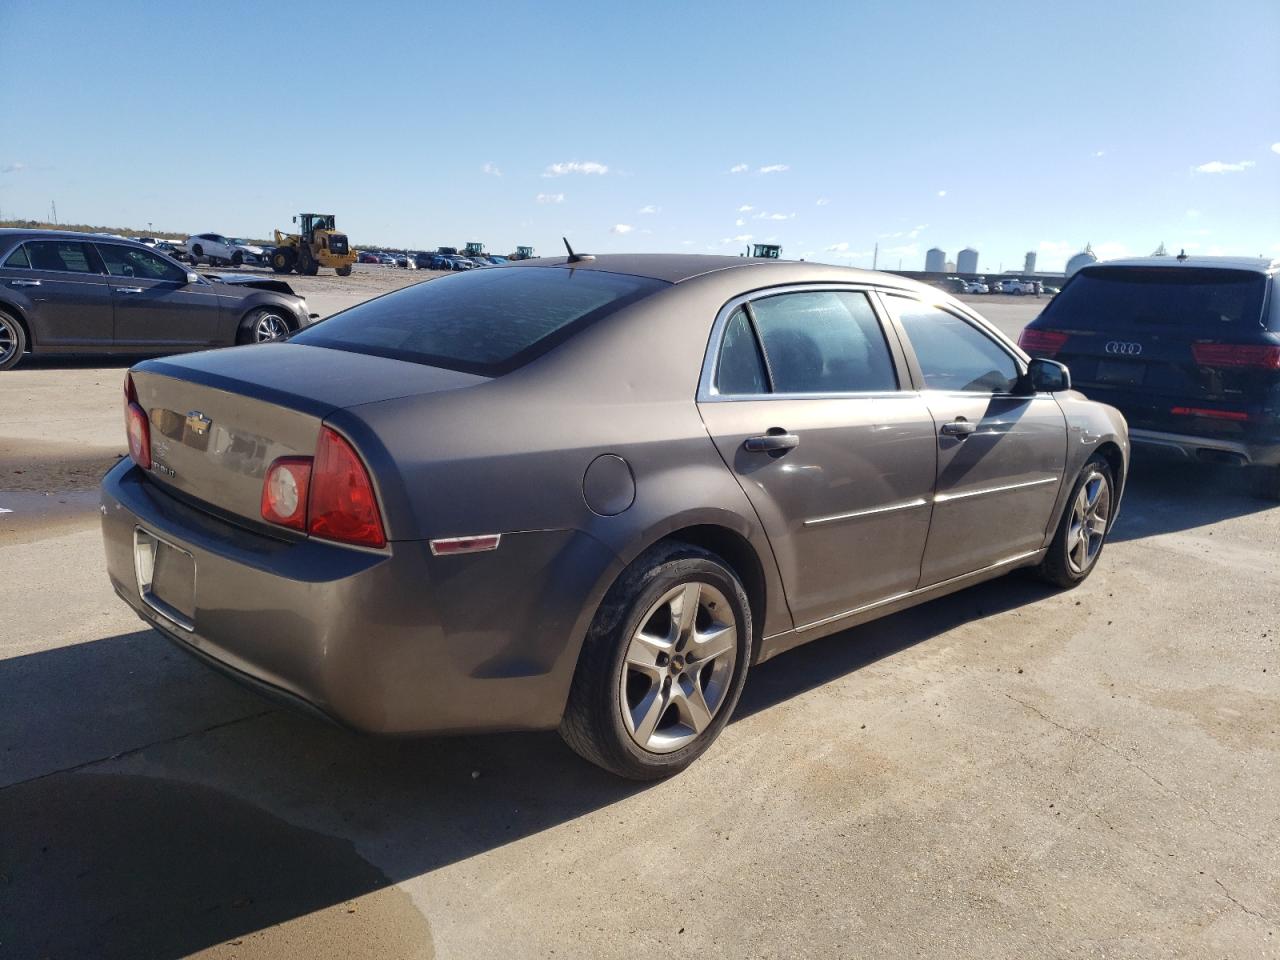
[[735, 218, 745, 227], [481, 161, 502, 177], [610, 224, 633, 235], [1192, 160, 1255, 174], [1093, 150, 1105, 158], [728, 163, 749, 174], [543, 160, 608, 177], [1, 162, 25, 175], [816, 197, 830, 206], [680, 240, 695, 246], [737, 204, 753, 212], [720, 234, 753, 245], [638, 204, 659, 214], [936, 190, 947, 197], [826, 242, 850, 252], [881, 243, 919, 260], [1093, 241, 1130, 261], [758, 164, 790, 174], [754, 211, 795, 221], [1038, 240, 1074, 258], [1271, 143, 1280, 155], [1186, 208, 1200, 218], [535, 192, 565, 204], [878, 223, 928, 241]]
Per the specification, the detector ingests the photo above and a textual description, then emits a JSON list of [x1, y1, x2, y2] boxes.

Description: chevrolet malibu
[[101, 255, 1129, 779]]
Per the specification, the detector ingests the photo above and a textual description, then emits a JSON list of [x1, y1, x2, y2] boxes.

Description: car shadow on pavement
[[1108, 458, 1273, 542], [0, 572, 1057, 959], [14, 353, 151, 371]]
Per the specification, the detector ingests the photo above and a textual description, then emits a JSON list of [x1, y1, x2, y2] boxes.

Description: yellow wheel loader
[[270, 213, 357, 277]]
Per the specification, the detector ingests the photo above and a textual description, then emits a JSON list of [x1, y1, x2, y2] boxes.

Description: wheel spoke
[[630, 683, 668, 744], [626, 631, 668, 679], [691, 621, 735, 663], [671, 583, 700, 648], [674, 678, 713, 733]]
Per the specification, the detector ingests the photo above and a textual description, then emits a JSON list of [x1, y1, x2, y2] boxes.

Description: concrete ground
[[1, 285, 1277, 960]]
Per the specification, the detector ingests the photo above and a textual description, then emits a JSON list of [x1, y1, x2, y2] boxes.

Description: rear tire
[[335, 264, 352, 277], [190, 245, 203, 264], [1034, 455, 1115, 588], [230, 251, 244, 267], [271, 248, 296, 274], [559, 542, 752, 780], [1250, 465, 1280, 502], [0, 309, 27, 371]]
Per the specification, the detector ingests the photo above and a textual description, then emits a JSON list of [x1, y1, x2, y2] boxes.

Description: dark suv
[[1019, 256, 1279, 498]]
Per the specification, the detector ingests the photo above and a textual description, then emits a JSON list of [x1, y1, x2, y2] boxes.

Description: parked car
[[358, 251, 381, 264], [964, 281, 989, 294], [395, 254, 417, 270], [1020, 255, 1279, 499], [414, 252, 436, 269], [186, 233, 266, 267], [99, 254, 1128, 778], [377, 253, 397, 266], [0, 229, 314, 369]]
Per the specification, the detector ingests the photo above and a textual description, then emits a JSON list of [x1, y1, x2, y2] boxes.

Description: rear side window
[[1041, 267, 1268, 330], [25, 240, 100, 274], [749, 291, 898, 393], [715, 307, 769, 395], [291, 267, 668, 375], [3, 245, 30, 268]]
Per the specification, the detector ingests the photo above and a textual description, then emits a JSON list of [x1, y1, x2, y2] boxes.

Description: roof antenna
[[563, 236, 594, 263], [1176, 248, 1188, 262]]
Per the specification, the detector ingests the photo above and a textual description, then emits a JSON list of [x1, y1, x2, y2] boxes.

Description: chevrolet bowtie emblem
[[185, 411, 212, 436]]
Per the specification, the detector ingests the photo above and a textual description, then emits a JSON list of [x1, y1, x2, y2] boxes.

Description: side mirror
[[185, 271, 200, 285], [1022, 357, 1071, 393]]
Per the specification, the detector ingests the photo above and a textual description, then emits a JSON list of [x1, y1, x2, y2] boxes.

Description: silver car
[[101, 255, 1128, 778]]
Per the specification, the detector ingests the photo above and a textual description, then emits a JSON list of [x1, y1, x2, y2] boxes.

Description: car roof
[[0, 228, 148, 245], [507, 252, 922, 288], [1087, 255, 1279, 276]]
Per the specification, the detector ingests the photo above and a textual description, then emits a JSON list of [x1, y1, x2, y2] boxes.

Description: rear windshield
[[1041, 267, 1268, 331], [291, 266, 668, 375]]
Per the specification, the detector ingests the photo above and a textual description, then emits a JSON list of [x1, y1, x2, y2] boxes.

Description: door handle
[[116, 287, 145, 294], [8, 279, 41, 288], [744, 432, 800, 452], [940, 419, 976, 438]]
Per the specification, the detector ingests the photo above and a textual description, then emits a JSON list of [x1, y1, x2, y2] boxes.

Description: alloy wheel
[[1067, 468, 1111, 574], [0, 316, 16, 366], [619, 581, 738, 754], [253, 312, 288, 342]]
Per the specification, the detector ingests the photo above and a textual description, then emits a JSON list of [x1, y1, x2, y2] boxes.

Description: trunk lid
[[130, 342, 486, 528]]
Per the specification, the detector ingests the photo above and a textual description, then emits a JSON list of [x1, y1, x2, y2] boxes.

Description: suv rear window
[[1041, 267, 1267, 331], [291, 266, 667, 375]]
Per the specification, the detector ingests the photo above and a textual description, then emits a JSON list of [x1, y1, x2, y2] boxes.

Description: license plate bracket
[[1095, 359, 1146, 386], [134, 528, 196, 631]]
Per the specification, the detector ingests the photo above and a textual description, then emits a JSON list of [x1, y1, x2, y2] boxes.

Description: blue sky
[[1, 0, 1277, 271]]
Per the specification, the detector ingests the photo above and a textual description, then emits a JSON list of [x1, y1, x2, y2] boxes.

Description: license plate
[[1095, 359, 1146, 386], [134, 528, 196, 630]]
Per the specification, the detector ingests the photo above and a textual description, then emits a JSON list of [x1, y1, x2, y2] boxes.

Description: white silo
[[1024, 251, 1037, 273], [957, 248, 979, 274], [925, 248, 946, 273], [1065, 243, 1097, 278]]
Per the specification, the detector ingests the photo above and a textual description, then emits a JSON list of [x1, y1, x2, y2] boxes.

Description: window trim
[[698, 283, 915, 402], [873, 290, 1030, 397]]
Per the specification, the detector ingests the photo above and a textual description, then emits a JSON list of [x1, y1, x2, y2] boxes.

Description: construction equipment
[[509, 246, 535, 260], [751, 243, 782, 259], [463, 241, 485, 258], [270, 213, 357, 277]]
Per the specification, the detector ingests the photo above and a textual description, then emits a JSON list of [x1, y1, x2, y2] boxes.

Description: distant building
[[957, 248, 979, 273], [924, 247, 946, 273], [1024, 251, 1037, 273], [944, 260, 956, 273], [1065, 243, 1097, 278]]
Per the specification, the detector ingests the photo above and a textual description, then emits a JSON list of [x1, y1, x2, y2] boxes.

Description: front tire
[[0, 309, 27, 371], [230, 251, 244, 267], [271, 248, 296, 274], [335, 264, 352, 277], [560, 543, 752, 780], [1035, 455, 1115, 588], [237, 307, 291, 345]]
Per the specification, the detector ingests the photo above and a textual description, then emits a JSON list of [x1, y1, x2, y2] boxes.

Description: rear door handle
[[8, 279, 41, 288], [116, 287, 144, 294], [744, 432, 800, 452], [940, 419, 976, 437]]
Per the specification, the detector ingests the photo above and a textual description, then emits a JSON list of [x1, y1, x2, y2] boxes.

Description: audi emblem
[[1104, 341, 1143, 356]]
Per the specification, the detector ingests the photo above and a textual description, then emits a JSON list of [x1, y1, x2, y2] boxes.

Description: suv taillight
[[1018, 328, 1069, 357], [308, 427, 386, 548], [123, 372, 151, 470], [1191, 343, 1280, 370]]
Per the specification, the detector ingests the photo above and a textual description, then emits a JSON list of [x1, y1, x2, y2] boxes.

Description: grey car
[[0, 229, 314, 370], [100, 255, 1129, 778]]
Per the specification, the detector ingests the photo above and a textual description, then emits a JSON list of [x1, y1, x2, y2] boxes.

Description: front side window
[[883, 296, 1019, 394], [750, 290, 898, 394], [2, 245, 30, 268], [25, 240, 99, 274], [96, 244, 187, 282]]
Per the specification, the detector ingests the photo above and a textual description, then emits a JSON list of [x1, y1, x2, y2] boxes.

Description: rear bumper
[[1129, 428, 1280, 467], [101, 459, 620, 734]]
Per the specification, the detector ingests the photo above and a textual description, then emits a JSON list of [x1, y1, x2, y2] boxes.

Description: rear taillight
[[261, 458, 312, 530], [1018, 328, 1069, 357], [307, 427, 386, 548], [1191, 343, 1280, 370], [1170, 406, 1252, 422], [123, 372, 151, 470]]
